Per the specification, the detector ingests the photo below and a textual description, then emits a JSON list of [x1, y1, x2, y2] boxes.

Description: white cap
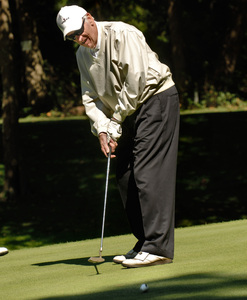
[[56, 5, 87, 40]]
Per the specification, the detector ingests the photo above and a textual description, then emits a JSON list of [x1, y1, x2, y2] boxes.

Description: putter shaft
[[99, 147, 111, 258], [88, 147, 111, 265]]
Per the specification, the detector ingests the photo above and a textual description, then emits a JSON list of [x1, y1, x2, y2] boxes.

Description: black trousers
[[116, 85, 180, 259]]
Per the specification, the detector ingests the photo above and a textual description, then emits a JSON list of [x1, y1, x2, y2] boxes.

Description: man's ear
[[86, 12, 94, 20]]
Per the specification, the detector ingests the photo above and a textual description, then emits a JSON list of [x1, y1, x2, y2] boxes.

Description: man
[[56, 5, 180, 268]]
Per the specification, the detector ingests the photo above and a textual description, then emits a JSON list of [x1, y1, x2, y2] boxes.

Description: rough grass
[[0, 219, 246, 300]]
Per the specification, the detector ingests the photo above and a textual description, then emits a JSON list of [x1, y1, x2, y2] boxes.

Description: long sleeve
[[110, 28, 149, 122]]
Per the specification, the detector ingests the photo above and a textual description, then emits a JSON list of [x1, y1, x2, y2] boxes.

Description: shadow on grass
[[0, 112, 247, 248], [176, 111, 247, 226], [32, 255, 115, 267], [38, 272, 247, 299], [0, 119, 130, 248]]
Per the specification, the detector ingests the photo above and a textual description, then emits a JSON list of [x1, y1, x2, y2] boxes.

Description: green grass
[[180, 105, 247, 115], [0, 219, 246, 299]]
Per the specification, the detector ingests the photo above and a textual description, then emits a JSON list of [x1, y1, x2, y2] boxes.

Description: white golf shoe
[[122, 251, 172, 268], [0, 247, 8, 256], [113, 249, 138, 264]]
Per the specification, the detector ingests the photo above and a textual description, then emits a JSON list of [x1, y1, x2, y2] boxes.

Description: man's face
[[66, 13, 98, 49]]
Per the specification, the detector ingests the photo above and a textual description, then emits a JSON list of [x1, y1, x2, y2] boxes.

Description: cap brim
[[63, 18, 83, 40]]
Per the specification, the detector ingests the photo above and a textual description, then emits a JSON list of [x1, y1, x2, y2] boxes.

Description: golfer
[[57, 5, 180, 268]]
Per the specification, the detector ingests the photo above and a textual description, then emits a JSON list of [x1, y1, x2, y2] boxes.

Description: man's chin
[[81, 44, 95, 50]]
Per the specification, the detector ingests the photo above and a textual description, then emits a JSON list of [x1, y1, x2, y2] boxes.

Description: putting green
[[0, 219, 246, 299]]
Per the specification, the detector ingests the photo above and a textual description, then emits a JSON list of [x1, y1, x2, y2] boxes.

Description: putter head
[[88, 256, 105, 264]]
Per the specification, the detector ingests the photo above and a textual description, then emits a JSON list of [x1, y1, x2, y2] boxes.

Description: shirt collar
[[95, 22, 101, 51], [90, 21, 101, 57]]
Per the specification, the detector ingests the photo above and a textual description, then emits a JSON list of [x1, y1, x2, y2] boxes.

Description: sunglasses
[[66, 18, 85, 41]]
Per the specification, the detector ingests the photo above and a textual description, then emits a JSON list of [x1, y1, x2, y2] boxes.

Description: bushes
[[180, 86, 247, 111], [201, 87, 238, 108]]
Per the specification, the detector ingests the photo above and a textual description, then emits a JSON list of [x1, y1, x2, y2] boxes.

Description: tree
[[0, 0, 54, 201], [167, 0, 187, 93], [211, 0, 247, 90], [0, 0, 20, 202], [14, 0, 51, 113]]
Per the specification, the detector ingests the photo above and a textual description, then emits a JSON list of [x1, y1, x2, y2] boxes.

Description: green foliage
[[180, 86, 247, 112], [54, 0, 68, 10], [112, 4, 149, 33], [157, 31, 169, 44], [1, 0, 247, 117], [201, 87, 238, 108]]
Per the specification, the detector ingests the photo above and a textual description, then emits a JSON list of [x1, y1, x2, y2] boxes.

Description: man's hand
[[98, 132, 118, 158]]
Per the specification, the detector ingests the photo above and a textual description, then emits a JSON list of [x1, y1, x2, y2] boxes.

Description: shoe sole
[[0, 250, 8, 256], [122, 258, 172, 268]]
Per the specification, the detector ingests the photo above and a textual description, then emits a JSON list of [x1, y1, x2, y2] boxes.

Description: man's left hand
[[98, 132, 118, 158]]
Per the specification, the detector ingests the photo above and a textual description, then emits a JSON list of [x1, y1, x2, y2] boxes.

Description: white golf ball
[[140, 283, 149, 293]]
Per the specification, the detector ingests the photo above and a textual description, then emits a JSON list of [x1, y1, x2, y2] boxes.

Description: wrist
[[99, 132, 107, 136]]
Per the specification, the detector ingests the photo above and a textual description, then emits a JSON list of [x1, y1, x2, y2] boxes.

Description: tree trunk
[[14, 0, 50, 113], [222, 1, 247, 74], [213, 0, 247, 89], [167, 0, 187, 93], [0, 0, 20, 202]]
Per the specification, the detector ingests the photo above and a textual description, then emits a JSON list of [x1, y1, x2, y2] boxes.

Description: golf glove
[[107, 119, 122, 141]]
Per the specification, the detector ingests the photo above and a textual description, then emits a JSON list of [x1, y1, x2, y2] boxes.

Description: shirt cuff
[[112, 112, 123, 123]]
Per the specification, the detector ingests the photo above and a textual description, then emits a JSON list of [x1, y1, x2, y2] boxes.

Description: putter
[[88, 146, 112, 264]]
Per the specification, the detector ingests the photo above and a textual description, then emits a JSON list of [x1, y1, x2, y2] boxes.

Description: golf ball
[[140, 283, 149, 293]]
